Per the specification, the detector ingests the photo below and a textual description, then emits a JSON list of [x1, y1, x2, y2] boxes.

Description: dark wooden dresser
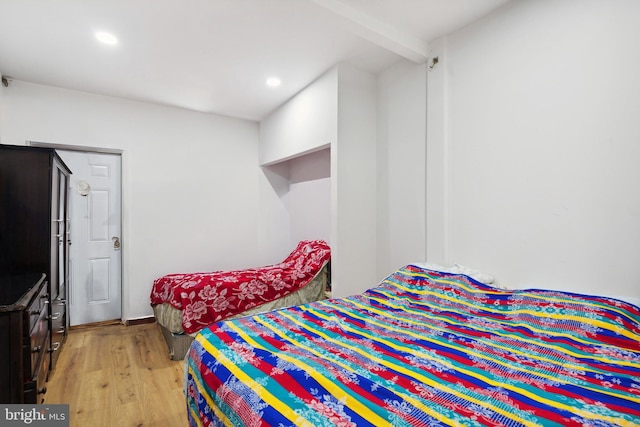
[[0, 273, 49, 403], [0, 145, 71, 403]]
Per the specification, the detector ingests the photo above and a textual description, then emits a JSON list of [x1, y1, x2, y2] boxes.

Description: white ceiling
[[0, 0, 509, 121]]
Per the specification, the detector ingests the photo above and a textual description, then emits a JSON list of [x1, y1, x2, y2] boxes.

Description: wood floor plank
[[45, 323, 187, 427]]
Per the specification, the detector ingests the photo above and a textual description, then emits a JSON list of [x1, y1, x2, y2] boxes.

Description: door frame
[[27, 141, 124, 325]]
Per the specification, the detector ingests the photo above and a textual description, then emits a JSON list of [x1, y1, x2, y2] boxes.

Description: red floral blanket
[[150, 240, 330, 334]]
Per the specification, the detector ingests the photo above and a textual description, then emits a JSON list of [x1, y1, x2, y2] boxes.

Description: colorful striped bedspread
[[185, 264, 640, 426]]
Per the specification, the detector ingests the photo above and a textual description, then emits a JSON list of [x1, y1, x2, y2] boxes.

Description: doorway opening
[[28, 142, 123, 327]]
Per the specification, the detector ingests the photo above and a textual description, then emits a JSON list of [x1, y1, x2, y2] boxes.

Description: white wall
[[376, 60, 427, 278], [259, 69, 336, 166], [259, 64, 378, 297], [289, 148, 331, 245], [332, 64, 378, 297], [425, 38, 449, 266], [259, 67, 337, 261], [256, 149, 331, 256], [257, 162, 293, 260], [0, 80, 262, 320], [428, 0, 640, 301]]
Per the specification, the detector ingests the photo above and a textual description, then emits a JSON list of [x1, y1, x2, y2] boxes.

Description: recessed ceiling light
[[266, 77, 281, 87], [95, 31, 118, 45]]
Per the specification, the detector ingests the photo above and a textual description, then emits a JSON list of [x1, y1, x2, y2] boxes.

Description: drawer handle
[[38, 386, 47, 395], [50, 312, 62, 321], [30, 309, 41, 316], [32, 345, 41, 353], [49, 342, 61, 352]]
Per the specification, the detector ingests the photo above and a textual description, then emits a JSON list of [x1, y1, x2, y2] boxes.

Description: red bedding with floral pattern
[[150, 240, 331, 334]]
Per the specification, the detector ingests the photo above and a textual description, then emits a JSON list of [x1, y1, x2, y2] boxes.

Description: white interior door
[[57, 150, 122, 326]]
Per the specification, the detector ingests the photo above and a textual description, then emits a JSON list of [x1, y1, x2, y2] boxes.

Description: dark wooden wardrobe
[[0, 144, 71, 403]]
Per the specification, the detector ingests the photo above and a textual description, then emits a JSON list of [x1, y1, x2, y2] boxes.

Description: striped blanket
[[185, 264, 640, 426]]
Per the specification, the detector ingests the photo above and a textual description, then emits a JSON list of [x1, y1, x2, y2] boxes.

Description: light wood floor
[[44, 322, 187, 427]]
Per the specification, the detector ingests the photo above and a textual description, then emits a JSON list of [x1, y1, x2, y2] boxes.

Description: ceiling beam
[[309, 0, 428, 64]]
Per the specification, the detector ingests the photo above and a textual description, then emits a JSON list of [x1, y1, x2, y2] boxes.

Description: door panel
[[57, 150, 122, 326], [89, 190, 110, 241], [89, 258, 110, 302]]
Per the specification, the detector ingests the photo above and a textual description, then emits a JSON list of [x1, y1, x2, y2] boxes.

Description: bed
[[185, 263, 640, 426], [150, 240, 331, 360]]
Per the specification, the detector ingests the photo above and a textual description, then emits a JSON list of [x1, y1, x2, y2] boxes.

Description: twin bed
[[184, 264, 640, 426], [150, 240, 331, 359]]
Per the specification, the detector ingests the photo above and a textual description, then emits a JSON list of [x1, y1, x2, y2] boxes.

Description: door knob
[[112, 236, 121, 250]]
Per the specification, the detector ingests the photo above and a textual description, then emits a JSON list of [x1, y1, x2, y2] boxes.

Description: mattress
[[151, 240, 331, 335], [156, 266, 327, 360], [185, 264, 640, 426]]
